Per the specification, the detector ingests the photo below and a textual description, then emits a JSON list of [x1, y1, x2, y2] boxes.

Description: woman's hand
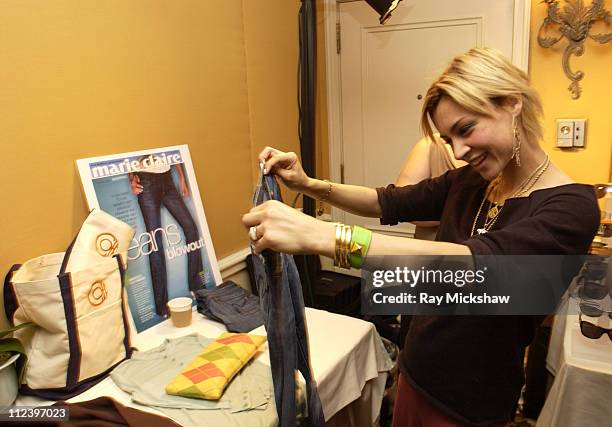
[[259, 147, 310, 192], [174, 164, 189, 197], [179, 175, 189, 197], [242, 200, 335, 256], [130, 174, 143, 195]]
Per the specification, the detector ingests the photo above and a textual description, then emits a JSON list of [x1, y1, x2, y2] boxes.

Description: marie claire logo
[[96, 233, 118, 257], [88, 281, 108, 306]]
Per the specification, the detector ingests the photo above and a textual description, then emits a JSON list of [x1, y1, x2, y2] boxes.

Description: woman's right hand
[[259, 146, 310, 191], [242, 200, 335, 256], [129, 174, 143, 195]]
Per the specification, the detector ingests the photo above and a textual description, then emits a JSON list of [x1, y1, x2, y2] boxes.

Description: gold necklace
[[473, 184, 502, 236], [484, 155, 550, 228], [513, 155, 550, 198], [485, 177, 504, 221], [470, 155, 550, 236], [486, 180, 504, 220]]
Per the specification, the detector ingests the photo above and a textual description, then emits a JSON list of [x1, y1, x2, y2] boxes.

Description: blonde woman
[[243, 48, 599, 426]]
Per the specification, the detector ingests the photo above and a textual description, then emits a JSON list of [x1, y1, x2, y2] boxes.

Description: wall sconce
[[365, 0, 403, 24], [537, 0, 611, 99]]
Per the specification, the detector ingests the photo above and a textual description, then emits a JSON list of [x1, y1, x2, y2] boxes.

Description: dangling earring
[[511, 116, 521, 167]]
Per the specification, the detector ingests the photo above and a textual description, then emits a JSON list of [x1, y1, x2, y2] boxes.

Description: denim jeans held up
[[250, 173, 326, 427], [137, 171, 204, 316]]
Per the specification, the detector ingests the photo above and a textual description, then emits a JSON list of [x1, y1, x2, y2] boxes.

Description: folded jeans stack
[[195, 281, 265, 332]]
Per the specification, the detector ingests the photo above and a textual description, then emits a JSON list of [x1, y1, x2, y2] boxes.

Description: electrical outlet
[[556, 120, 574, 148], [555, 119, 587, 148], [573, 119, 586, 147]]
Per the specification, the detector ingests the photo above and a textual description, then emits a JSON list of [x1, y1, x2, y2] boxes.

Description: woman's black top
[[376, 166, 599, 426]]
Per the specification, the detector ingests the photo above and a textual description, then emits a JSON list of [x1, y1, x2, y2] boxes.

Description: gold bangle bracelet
[[334, 223, 342, 267], [342, 226, 352, 269], [333, 223, 353, 269], [339, 224, 347, 267]]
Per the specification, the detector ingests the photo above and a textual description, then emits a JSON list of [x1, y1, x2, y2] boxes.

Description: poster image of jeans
[[77, 145, 222, 332]]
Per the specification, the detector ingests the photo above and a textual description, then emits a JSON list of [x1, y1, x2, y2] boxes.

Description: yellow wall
[[529, 0, 611, 184], [242, 0, 302, 202], [0, 0, 301, 327]]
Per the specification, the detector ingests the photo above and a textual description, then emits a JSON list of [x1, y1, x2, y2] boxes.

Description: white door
[[332, 0, 528, 237]]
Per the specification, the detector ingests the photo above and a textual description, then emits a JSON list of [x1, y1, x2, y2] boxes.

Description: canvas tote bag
[[3, 209, 135, 399]]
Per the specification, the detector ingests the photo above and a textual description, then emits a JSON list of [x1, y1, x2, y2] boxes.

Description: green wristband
[[348, 226, 372, 269]]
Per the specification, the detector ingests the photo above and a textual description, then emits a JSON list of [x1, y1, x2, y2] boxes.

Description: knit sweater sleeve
[[376, 171, 453, 226]]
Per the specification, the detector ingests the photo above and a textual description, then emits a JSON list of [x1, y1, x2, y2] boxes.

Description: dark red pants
[[391, 374, 509, 427]]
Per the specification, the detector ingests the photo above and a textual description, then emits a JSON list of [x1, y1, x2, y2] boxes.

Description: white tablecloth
[[537, 299, 612, 426], [16, 308, 391, 426]]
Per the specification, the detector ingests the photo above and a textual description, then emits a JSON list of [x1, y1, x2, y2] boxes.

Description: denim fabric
[[137, 171, 204, 316], [195, 281, 264, 333], [250, 173, 326, 427]]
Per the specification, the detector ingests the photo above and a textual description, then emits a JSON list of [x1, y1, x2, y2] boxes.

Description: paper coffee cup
[[167, 297, 193, 327]]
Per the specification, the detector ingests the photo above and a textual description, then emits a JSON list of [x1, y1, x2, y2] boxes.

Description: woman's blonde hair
[[421, 47, 543, 146]]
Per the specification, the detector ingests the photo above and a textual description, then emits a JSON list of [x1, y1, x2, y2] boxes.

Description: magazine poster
[[77, 145, 222, 332]]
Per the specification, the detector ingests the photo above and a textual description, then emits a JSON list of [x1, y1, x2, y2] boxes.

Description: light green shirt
[[111, 334, 279, 427]]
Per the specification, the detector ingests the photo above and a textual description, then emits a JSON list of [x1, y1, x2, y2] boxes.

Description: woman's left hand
[[180, 177, 189, 197], [242, 200, 335, 256]]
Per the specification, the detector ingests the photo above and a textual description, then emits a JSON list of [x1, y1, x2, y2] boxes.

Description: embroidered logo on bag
[[88, 281, 108, 306], [96, 233, 119, 257]]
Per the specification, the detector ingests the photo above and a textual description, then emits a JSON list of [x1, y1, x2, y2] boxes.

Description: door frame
[[322, 0, 531, 222]]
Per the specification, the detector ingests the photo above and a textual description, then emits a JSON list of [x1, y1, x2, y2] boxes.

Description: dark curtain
[[296, 0, 318, 307]]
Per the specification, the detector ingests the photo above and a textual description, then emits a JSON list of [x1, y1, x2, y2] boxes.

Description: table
[[16, 307, 391, 426], [537, 299, 612, 426]]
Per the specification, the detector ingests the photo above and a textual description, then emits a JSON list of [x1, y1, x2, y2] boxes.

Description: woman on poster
[[130, 155, 204, 316]]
